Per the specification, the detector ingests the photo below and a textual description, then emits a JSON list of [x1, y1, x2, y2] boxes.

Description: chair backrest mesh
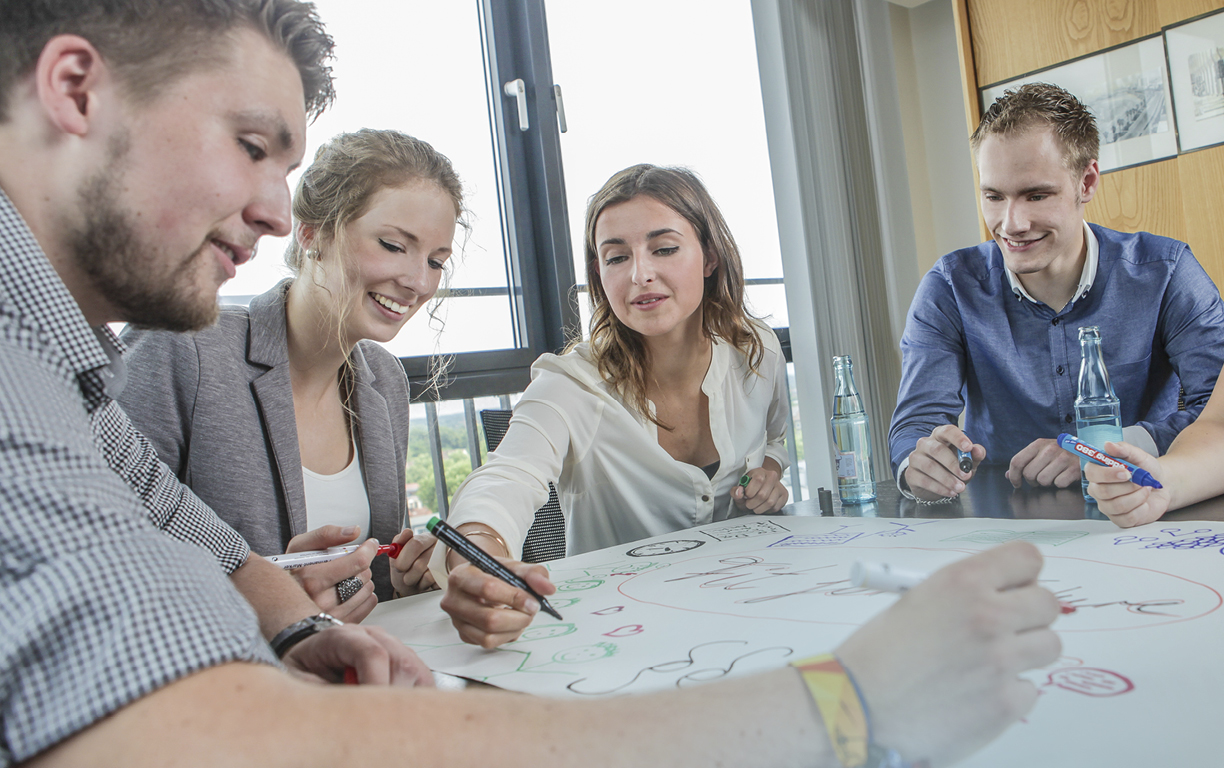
[[478, 409, 566, 562]]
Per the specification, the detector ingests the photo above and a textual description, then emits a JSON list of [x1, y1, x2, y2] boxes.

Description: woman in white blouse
[[436, 164, 790, 647], [120, 130, 460, 622]]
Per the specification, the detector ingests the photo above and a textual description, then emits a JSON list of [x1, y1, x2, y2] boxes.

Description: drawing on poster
[[627, 539, 705, 557], [368, 514, 1224, 767], [368, 516, 1224, 768], [1042, 667, 1134, 697], [942, 529, 1088, 546], [701, 519, 789, 541], [565, 640, 797, 696], [769, 520, 934, 548], [1112, 526, 1224, 552]]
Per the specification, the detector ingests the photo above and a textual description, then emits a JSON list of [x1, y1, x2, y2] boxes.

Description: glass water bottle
[[830, 355, 876, 503], [1075, 326, 1122, 501]]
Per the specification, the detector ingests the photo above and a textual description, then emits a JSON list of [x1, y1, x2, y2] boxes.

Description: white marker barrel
[[850, 561, 927, 593]]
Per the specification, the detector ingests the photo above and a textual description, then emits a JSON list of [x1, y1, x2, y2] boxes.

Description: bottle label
[[836, 452, 857, 479]]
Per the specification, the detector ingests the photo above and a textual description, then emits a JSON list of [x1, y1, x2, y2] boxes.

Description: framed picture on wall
[[980, 35, 1178, 173], [1165, 9, 1224, 153]]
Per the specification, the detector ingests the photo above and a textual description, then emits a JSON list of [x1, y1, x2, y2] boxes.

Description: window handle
[[553, 84, 568, 133], [503, 78, 528, 131]]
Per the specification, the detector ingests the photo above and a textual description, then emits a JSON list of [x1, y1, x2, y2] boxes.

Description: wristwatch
[[270, 613, 343, 658]]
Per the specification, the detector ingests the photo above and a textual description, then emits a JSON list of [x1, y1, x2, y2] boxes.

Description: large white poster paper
[[369, 516, 1222, 766]]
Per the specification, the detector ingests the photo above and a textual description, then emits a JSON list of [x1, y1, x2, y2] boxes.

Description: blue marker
[[1056, 433, 1163, 489], [955, 446, 973, 473]]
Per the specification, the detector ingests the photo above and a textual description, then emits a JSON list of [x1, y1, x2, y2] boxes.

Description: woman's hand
[[439, 558, 557, 649], [389, 527, 438, 597], [284, 525, 377, 623], [836, 541, 1061, 767], [1085, 441, 1170, 528], [733, 462, 789, 514]]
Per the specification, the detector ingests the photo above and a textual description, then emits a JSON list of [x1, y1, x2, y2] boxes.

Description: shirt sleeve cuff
[[1122, 425, 1159, 457], [895, 456, 918, 500]]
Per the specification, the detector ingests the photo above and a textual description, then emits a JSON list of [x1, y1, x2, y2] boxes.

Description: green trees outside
[[404, 417, 483, 512]]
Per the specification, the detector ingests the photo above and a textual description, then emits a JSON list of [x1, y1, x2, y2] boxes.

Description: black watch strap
[[270, 613, 343, 658]]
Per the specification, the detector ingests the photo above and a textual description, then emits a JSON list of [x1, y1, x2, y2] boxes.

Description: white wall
[[888, 0, 982, 279]]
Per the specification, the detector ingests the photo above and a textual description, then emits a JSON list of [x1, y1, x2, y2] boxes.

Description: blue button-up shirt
[[889, 224, 1224, 473]]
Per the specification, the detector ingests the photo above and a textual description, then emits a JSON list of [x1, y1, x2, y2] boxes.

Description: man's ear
[[1078, 159, 1101, 206], [35, 35, 109, 138]]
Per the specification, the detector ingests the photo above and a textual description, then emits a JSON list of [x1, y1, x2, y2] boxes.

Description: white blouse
[[431, 323, 789, 574]]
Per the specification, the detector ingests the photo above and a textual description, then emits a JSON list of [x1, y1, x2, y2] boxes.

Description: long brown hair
[[580, 164, 764, 428]]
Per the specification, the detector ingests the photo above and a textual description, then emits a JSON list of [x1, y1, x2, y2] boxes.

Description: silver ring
[[335, 576, 363, 604]]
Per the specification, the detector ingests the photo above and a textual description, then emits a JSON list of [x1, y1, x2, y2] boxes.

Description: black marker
[[956, 446, 973, 473], [427, 516, 563, 620]]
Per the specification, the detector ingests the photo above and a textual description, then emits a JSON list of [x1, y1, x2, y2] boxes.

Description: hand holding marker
[[851, 560, 1077, 614], [427, 516, 563, 620], [1055, 433, 1163, 489], [956, 447, 973, 474], [265, 541, 403, 569]]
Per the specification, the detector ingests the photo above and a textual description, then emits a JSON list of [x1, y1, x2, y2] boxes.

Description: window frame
[[401, 0, 579, 401]]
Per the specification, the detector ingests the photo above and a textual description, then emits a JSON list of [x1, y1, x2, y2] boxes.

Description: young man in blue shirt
[[890, 83, 1224, 502]]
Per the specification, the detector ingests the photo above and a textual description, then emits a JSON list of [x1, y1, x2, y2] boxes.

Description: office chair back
[[479, 409, 567, 563]]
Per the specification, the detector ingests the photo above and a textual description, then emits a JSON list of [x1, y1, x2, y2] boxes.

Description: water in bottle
[[830, 355, 876, 503], [1074, 326, 1122, 501]]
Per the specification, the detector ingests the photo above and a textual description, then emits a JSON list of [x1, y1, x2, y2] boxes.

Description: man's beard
[[68, 133, 220, 332]]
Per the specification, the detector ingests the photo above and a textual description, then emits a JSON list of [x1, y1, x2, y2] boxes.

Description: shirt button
[[1056, 365, 1064, 375], [701, 495, 710, 502], [1052, 318, 1060, 326], [1065, 414, 1074, 424]]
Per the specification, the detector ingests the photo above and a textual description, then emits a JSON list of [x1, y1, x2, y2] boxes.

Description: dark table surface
[[784, 464, 1224, 523]]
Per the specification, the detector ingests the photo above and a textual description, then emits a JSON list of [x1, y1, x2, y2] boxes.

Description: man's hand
[[1085, 441, 1170, 527], [904, 425, 985, 501], [285, 526, 377, 622], [390, 528, 437, 597], [440, 559, 556, 649], [837, 541, 1061, 767], [733, 462, 789, 514], [1007, 437, 1080, 488], [281, 623, 433, 687]]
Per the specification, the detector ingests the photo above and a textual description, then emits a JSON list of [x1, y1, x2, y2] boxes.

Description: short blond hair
[[970, 82, 1098, 174]]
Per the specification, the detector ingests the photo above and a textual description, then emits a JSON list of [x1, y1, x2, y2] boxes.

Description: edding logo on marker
[[1056, 433, 1163, 490]]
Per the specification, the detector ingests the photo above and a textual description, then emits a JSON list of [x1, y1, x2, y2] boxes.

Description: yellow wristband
[[791, 653, 870, 768]]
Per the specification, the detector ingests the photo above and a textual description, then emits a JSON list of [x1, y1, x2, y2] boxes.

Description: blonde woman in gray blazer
[[119, 130, 464, 622]]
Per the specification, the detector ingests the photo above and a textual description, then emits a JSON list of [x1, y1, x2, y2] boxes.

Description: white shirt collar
[[1006, 220, 1098, 306]]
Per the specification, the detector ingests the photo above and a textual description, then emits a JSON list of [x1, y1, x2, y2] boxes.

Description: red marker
[[264, 542, 403, 570]]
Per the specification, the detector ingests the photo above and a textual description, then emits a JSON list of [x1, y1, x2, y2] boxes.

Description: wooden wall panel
[[969, 0, 1159, 86], [1085, 159, 1187, 243], [970, 0, 1224, 87], [1179, 146, 1224, 282]]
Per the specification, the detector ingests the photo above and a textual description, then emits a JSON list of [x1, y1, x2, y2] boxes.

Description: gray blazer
[[118, 280, 411, 599]]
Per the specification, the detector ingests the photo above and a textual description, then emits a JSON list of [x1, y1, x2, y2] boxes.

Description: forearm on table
[[1159, 416, 1224, 511], [229, 555, 320, 639], [27, 663, 830, 768]]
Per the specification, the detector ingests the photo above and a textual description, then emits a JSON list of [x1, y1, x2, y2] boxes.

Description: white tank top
[[302, 441, 372, 542]]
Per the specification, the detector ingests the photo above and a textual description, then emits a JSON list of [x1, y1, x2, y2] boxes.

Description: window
[[544, 0, 789, 333]]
